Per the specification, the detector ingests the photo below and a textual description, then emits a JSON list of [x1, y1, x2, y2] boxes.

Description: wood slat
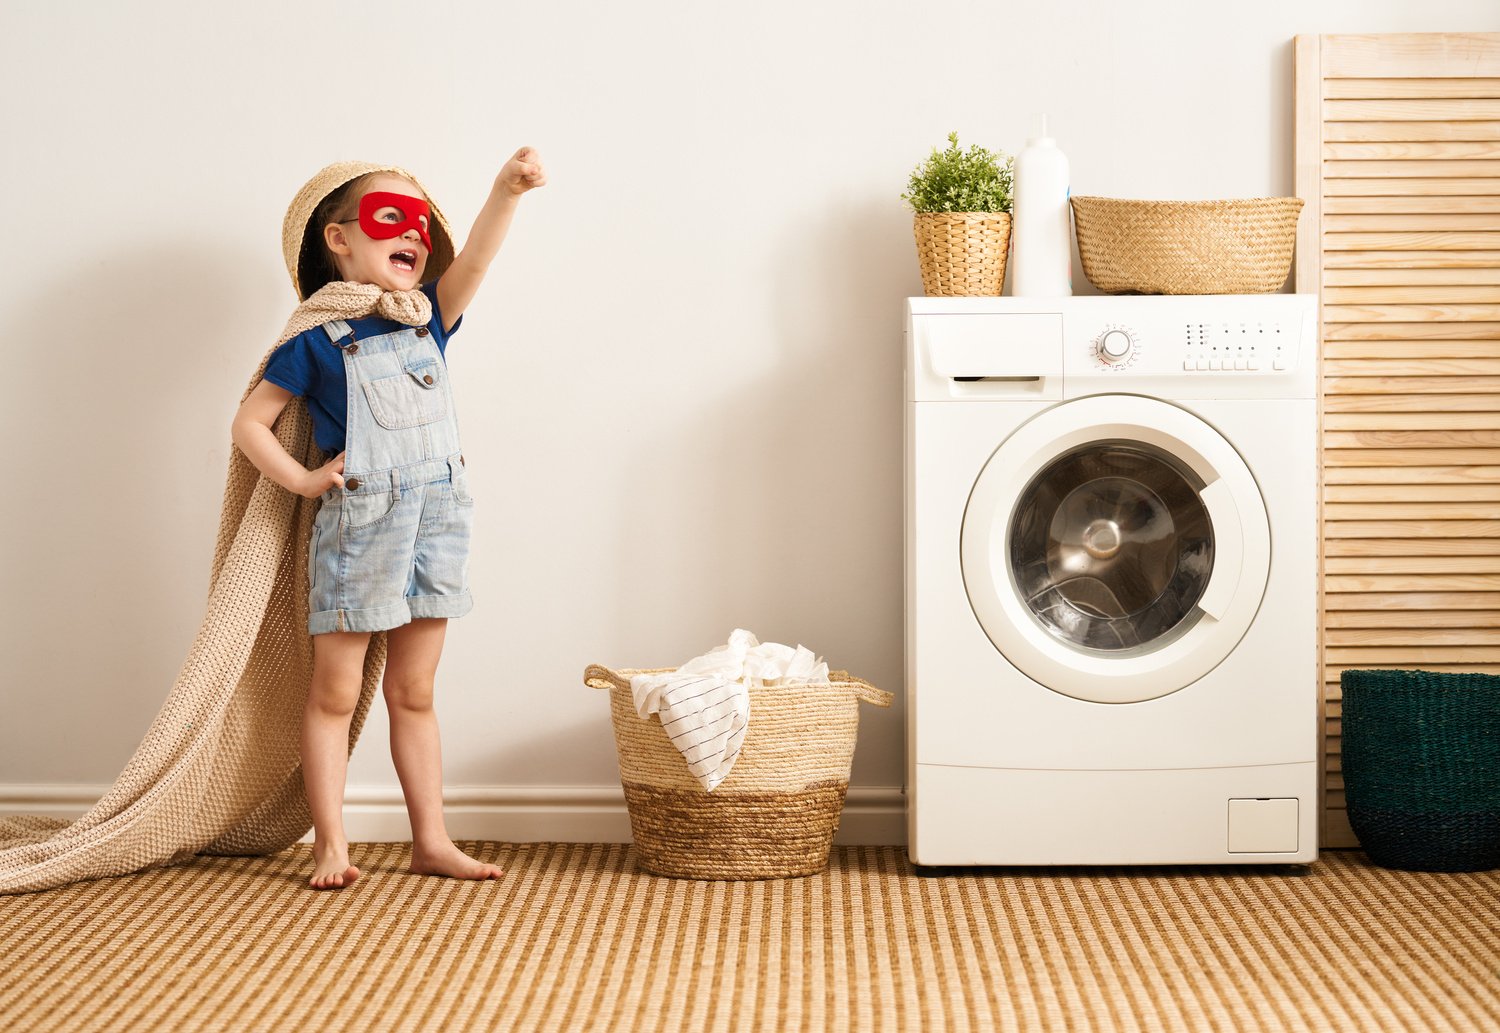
[[1325, 178, 1500, 195], [1326, 645, 1500, 663], [1324, 412, 1500, 430], [1325, 555, 1500, 573], [1325, 608, 1500, 626], [1327, 160, 1500, 178], [1325, 484, 1500, 502], [1323, 393, 1500, 413], [1324, 215, 1500, 234], [1324, 100, 1500, 122], [1324, 373, 1500, 392], [1324, 591, 1500, 610], [1324, 141, 1500, 161], [1325, 572, 1500, 592], [1324, 249, 1500, 267], [1322, 339, 1500, 358], [1321, 34, 1500, 79], [1324, 355, 1500, 373], [1327, 627, 1500, 645], [1325, 520, 1500, 538], [1325, 537, 1500, 555], [1322, 465, 1500, 484], [1325, 303, 1500, 324], [1325, 502, 1500, 520], [1324, 286, 1500, 305], [1322, 429, 1500, 447], [1323, 448, 1500, 466], [1324, 234, 1500, 253], [1327, 663, 1500, 678], [1323, 120, 1500, 142], [1323, 196, 1500, 216], [1325, 78, 1500, 100], [1324, 320, 1500, 340]]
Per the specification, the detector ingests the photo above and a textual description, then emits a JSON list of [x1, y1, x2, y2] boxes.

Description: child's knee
[[382, 675, 434, 713], [307, 676, 363, 717]]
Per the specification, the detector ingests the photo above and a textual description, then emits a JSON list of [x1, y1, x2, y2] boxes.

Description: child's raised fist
[[497, 147, 547, 197]]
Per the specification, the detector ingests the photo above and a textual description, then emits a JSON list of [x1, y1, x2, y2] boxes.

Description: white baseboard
[[0, 784, 908, 846]]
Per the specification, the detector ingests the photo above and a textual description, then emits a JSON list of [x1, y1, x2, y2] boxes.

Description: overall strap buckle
[[322, 319, 355, 347]]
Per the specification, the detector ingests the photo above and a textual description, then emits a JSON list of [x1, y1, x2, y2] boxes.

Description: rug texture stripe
[[1, 845, 1497, 1033]]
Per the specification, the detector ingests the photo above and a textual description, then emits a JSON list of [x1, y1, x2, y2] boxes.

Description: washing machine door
[[961, 394, 1270, 703]]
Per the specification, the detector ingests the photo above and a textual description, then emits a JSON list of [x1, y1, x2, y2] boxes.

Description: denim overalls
[[306, 317, 475, 635]]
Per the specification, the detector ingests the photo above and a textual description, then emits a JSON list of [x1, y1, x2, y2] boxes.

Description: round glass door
[[961, 395, 1269, 704], [1010, 442, 1213, 655]]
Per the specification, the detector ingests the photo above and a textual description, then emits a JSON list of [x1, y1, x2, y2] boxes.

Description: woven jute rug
[[1, 844, 1495, 1032]]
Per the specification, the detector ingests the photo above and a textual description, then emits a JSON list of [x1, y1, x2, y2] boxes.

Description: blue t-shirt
[[264, 279, 461, 454]]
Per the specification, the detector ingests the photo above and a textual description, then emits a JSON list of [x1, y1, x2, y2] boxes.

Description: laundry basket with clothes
[[585, 630, 892, 880]]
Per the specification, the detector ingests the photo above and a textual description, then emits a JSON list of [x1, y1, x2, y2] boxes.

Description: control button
[[1196, 357, 1209, 371], [1183, 357, 1195, 371], [1234, 357, 1248, 371], [1096, 328, 1136, 364], [1209, 357, 1222, 370], [1273, 355, 1290, 370], [416, 327, 430, 337], [345, 478, 362, 491], [1249, 357, 1262, 370]]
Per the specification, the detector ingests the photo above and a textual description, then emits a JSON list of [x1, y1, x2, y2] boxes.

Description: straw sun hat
[[281, 160, 457, 300]]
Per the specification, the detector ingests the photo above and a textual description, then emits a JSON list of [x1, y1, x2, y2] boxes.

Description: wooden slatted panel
[[1296, 33, 1500, 848]]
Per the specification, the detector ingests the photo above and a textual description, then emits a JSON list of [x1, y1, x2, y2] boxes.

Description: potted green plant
[[902, 131, 1015, 296]]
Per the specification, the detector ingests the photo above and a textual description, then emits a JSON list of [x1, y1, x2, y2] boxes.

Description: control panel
[[1087, 318, 1299, 374]]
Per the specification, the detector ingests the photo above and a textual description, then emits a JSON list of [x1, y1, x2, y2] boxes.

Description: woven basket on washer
[[584, 664, 893, 880], [1070, 196, 1303, 294], [912, 211, 1012, 296]]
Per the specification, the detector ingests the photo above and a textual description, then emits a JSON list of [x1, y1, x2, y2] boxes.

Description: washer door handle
[[1198, 477, 1242, 622]]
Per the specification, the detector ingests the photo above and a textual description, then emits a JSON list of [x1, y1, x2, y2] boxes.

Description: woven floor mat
[[1, 844, 1496, 1032]]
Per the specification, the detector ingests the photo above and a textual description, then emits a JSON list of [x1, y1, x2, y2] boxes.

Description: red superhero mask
[[357, 191, 432, 251]]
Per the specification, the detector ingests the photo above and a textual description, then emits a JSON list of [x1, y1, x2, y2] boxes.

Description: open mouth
[[390, 250, 418, 272]]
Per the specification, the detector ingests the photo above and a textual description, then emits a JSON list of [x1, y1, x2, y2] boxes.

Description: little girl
[[232, 152, 546, 889]]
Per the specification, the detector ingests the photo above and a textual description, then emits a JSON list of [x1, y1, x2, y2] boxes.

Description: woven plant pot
[[584, 664, 893, 880], [912, 211, 1012, 296], [1070, 196, 1303, 295], [1341, 669, 1500, 872]]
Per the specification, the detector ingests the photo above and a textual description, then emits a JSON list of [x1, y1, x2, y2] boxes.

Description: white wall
[[2, 2, 1495, 838]]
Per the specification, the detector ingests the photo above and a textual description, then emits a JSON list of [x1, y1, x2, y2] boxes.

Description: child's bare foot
[[309, 841, 361, 890], [410, 840, 504, 880]]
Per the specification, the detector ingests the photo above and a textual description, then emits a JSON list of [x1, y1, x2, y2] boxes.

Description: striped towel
[[630, 630, 828, 792], [635, 673, 750, 792]]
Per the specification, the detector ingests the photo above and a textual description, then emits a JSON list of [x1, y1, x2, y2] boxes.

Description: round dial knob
[[1097, 329, 1135, 363]]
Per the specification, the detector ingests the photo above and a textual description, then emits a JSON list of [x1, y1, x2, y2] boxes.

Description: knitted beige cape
[[0, 283, 433, 895]]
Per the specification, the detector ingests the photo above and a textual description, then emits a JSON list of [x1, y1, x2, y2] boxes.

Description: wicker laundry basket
[[584, 664, 893, 880], [1070, 196, 1303, 294], [1341, 669, 1500, 872]]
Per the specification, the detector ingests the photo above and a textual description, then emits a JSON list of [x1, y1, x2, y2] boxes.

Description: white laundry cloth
[[631, 629, 830, 791]]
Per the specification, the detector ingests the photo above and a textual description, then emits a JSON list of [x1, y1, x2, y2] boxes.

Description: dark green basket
[[1341, 669, 1500, 872]]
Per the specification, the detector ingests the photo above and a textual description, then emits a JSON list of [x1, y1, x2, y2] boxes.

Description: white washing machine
[[904, 295, 1319, 866]]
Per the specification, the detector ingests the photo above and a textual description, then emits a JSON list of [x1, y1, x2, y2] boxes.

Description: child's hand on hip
[[299, 451, 346, 499], [497, 147, 547, 197]]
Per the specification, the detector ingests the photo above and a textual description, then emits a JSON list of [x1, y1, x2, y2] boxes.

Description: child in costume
[[232, 153, 546, 889]]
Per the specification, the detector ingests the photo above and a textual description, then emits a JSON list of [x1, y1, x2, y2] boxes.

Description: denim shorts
[[308, 455, 475, 634]]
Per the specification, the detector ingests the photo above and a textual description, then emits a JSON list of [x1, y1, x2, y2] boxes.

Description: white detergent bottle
[[1011, 115, 1072, 296]]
